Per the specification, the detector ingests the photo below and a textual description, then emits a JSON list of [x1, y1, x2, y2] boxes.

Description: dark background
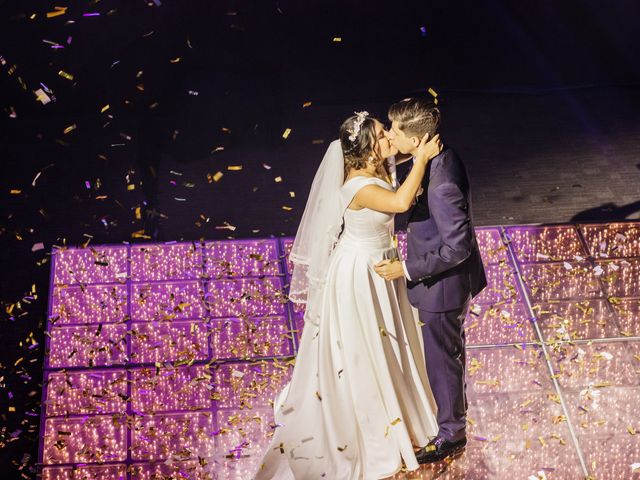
[[1, 0, 639, 475]]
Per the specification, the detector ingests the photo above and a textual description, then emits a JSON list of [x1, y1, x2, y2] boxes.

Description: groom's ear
[[411, 135, 422, 147]]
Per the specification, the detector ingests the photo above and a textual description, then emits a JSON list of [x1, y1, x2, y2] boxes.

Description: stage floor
[[39, 222, 640, 479]]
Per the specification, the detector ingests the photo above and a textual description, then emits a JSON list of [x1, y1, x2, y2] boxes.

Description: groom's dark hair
[[388, 98, 441, 138]]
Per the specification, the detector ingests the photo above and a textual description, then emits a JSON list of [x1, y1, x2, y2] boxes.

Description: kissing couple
[[254, 97, 487, 479]]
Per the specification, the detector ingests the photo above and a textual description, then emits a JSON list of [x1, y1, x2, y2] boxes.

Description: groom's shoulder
[[436, 146, 465, 176], [441, 145, 461, 162]]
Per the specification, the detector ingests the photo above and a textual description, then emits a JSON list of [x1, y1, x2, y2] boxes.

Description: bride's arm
[[352, 134, 441, 213]]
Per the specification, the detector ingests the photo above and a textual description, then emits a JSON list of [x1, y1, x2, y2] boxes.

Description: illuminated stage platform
[[39, 222, 640, 479]]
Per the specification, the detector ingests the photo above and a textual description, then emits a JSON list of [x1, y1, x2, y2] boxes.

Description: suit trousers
[[418, 295, 471, 442]]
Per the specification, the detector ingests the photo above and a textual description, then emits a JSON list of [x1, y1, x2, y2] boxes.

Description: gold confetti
[[428, 87, 438, 98], [282, 206, 293, 211], [100, 104, 110, 113], [227, 165, 243, 171], [131, 230, 151, 239], [303, 101, 312, 108], [58, 70, 74, 80], [47, 7, 67, 18], [551, 433, 567, 445], [282, 128, 292, 139], [390, 418, 402, 426], [63, 124, 77, 134], [475, 379, 500, 387], [213, 172, 223, 182], [468, 357, 482, 375], [547, 393, 561, 404], [552, 415, 566, 424], [170, 57, 181, 63], [274, 176, 282, 183], [333, 37, 342, 42]]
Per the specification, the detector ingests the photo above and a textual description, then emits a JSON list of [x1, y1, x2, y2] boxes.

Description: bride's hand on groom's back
[[416, 133, 442, 165]]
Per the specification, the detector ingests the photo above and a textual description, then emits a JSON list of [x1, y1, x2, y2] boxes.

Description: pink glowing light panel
[[41, 224, 640, 479]]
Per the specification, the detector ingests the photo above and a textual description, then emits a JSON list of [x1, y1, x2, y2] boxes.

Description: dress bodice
[[339, 176, 395, 250]]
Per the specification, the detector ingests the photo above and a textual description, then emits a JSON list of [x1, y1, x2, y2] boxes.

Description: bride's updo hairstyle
[[339, 112, 380, 173]]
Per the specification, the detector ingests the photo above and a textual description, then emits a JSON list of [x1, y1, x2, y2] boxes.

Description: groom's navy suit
[[404, 146, 486, 442]]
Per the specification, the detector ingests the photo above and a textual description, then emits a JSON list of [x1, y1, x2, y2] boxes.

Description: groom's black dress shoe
[[416, 436, 467, 464]]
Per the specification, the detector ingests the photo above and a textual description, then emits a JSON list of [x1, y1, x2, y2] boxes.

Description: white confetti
[[615, 233, 627, 242], [32, 171, 43, 186]]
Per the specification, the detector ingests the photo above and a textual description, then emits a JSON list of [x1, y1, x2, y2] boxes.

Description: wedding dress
[[254, 175, 438, 480]]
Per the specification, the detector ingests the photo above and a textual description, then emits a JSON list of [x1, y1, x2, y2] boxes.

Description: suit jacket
[[404, 146, 487, 312]]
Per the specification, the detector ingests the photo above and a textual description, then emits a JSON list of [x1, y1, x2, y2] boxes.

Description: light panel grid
[[40, 223, 640, 479]]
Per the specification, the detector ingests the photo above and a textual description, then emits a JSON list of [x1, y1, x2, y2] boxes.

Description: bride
[[253, 112, 442, 480]]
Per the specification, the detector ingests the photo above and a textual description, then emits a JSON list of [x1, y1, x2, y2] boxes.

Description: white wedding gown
[[254, 176, 438, 480]]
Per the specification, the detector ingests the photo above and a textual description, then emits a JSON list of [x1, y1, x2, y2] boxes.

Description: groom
[[374, 98, 486, 464]]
